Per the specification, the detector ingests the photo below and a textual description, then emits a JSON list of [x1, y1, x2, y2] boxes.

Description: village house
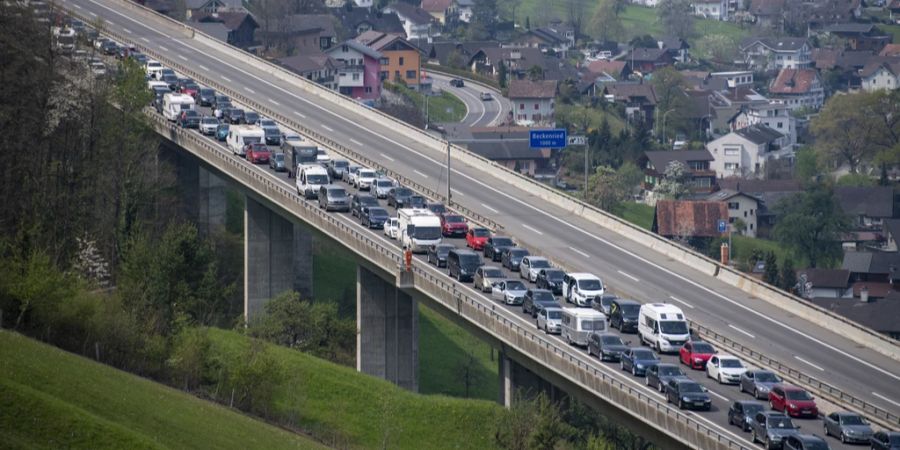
[[189, 11, 258, 48], [706, 124, 785, 179], [331, 8, 405, 39], [600, 82, 657, 126], [796, 269, 853, 299], [356, 31, 423, 87], [640, 150, 717, 193], [653, 200, 729, 239], [510, 28, 572, 57], [257, 14, 337, 54], [740, 37, 812, 71], [704, 189, 761, 237], [767, 68, 825, 111], [450, 126, 558, 178], [835, 186, 895, 230], [183, 0, 242, 20], [717, 178, 801, 237], [729, 101, 797, 151], [324, 39, 383, 100], [508, 80, 558, 127], [276, 52, 342, 91], [624, 47, 674, 74], [419, 0, 454, 25], [693, 0, 729, 20], [385, 2, 438, 41], [860, 57, 900, 91]]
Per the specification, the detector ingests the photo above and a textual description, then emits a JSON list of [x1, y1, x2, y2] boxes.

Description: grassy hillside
[[0, 331, 324, 450], [208, 328, 504, 449]]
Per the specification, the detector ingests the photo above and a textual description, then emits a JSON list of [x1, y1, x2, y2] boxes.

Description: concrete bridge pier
[[197, 166, 227, 235], [243, 195, 313, 323], [499, 352, 566, 407], [357, 264, 418, 391]]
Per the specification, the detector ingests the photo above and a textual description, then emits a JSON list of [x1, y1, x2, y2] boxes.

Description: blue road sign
[[529, 129, 567, 149], [718, 219, 728, 233]]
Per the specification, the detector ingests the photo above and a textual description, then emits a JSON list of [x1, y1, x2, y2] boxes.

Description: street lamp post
[[661, 108, 675, 147]]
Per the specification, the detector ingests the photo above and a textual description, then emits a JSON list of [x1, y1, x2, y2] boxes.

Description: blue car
[[216, 123, 229, 141], [620, 347, 659, 376]]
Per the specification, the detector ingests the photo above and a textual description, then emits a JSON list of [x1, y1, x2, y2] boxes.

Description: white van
[[562, 272, 605, 307], [638, 303, 690, 353], [561, 308, 606, 347], [296, 164, 329, 199], [226, 125, 264, 157], [162, 93, 195, 121]]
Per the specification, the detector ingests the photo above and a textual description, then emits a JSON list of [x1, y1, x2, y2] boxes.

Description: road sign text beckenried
[[529, 129, 567, 149]]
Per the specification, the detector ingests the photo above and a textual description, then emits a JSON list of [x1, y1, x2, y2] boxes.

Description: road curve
[[429, 72, 510, 127]]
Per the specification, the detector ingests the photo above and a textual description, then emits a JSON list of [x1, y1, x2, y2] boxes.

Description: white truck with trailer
[[162, 93, 195, 122], [561, 308, 607, 346], [398, 208, 442, 253], [226, 125, 264, 157]]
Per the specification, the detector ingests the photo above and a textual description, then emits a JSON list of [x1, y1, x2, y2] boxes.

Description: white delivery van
[[561, 308, 607, 346], [638, 303, 690, 353], [398, 208, 442, 253], [296, 164, 329, 199], [162, 93, 195, 121], [562, 272, 605, 307], [226, 125, 264, 157]]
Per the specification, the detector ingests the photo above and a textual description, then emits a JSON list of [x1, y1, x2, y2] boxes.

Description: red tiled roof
[[507, 80, 557, 99], [879, 43, 900, 57], [420, 0, 452, 12], [654, 200, 728, 238], [769, 68, 819, 94], [586, 60, 626, 76]]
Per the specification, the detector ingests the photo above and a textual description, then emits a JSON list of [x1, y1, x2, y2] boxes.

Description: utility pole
[[447, 140, 452, 206]]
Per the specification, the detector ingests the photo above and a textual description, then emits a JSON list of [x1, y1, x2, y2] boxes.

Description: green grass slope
[[0, 331, 324, 450], [208, 328, 504, 449]]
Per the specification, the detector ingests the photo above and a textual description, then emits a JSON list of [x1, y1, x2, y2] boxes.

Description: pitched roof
[[424, 40, 498, 65], [810, 295, 900, 333], [586, 60, 627, 77], [420, 0, 452, 12], [524, 28, 569, 45], [325, 39, 383, 59], [842, 251, 900, 277], [277, 52, 341, 74], [477, 47, 545, 65], [507, 80, 557, 99], [331, 8, 405, 37], [654, 200, 728, 237], [769, 68, 819, 94], [880, 43, 900, 57], [628, 47, 669, 62], [387, 2, 434, 25], [465, 140, 553, 160], [355, 30, 417, 52], [193, 22, 230, 41], [798, 268, 850, 289], [718, 178, 801, 193], [835, 186, 895, 218], [733, 124, 783, 145], [658, 36, 689, 50], [822, 22, 875, 34], [860, 56, 900, 79], [267, 14, 336, 37], [705, 189, 759, 204], [186, 0, 241, 10], [191, 11, 257, 30], [603, 82, 657, 104], [749, 0, 784, 16], [740, 37, 809, 52], [643, 150, 714, 171]]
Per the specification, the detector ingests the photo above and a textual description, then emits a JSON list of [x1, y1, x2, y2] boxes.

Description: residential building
[[508, 80, 558, 127], [811, 293, 900, 339], [511, 28, 572, 57], [818, 23, 890, 52], [385, 2, 437, 41], [356, 31, 422, 87], [717, 178, 801, 237], [277, 52, 342, 91], [860, 57, 900, 91], [450, 126, 557, 177], [707, 124, 785, 179], [729, 101, 797, 151], [585, 60, 630, 82], [767, 68, 824, 111], [420, 0, 453, 24], [693, 0, 729, 20], [469, 47, 545, 78], [189, 11, 257, 48], [331, 8, 405, 39], [842, 251, 900, 303], [324, 40, 383, 100], [748, 0, 785, 30], [184, 0, 242, 20], [796, 269, 853, 298], [835, 186, 895, 229], [705, 189, 760, 236], [600, 82, 657, 126], [640, 150, 717, 193], [422, 41, 498, 66], [653, 200, 729, 238], [880, 43, 900, 57], [657, 37, 691, 63], [739, 37, 812, 71], [258, 14, 337, 54], [624, 47, 674, 74], [455, 0, 474, 22]]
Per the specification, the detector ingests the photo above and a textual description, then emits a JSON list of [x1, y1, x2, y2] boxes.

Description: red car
[[769, 384, 818, 418], [679, 341, 717, 369], [466, 227, 490, 250], [440, 213, 469, 237], [245, 143, 270, 164]]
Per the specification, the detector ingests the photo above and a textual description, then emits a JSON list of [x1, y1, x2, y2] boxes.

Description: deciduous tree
[[773, 185, 849, 268]]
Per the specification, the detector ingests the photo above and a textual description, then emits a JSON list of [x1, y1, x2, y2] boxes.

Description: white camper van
[[162, 93, 195, 121], [226, 125, 264, 157], [397, 208, 441, 253], [638, 303, 690, 353], [296, 164, 329, 199], [561, 308, 607, 346]]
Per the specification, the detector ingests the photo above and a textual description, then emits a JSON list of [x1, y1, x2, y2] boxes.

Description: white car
[[145, 60, 163, 79], [490, 279, 528, 305], [316, 148, 331, 164], [706, 354, 747, 384], [355, 169, 377, 190], [199, 116, 219, 135], [519, 256, 552, 282], [384, 217, 400, 239], [373, 178, 398, 198], [537, 307, 562, 334]]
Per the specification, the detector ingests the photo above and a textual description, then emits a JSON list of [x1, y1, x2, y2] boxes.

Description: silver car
[[823, 411, 873, 444], [537, 307, 562, 334], [373, 177, 398, 198], [740, 370, 782, 399], [519, 256, 552, 282], [199, 116, 219, 135], [491, 279, 528, 305], [474, 265, 505, 292]]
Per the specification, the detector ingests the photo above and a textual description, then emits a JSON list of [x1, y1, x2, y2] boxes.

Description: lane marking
[[88, 11, 96, 16], [177, 54, 188, 61], [522, 224, 543, 236], [450, 188, 465, 197], [158, 45, 168, 51], [122, 27, 131, 34], [872, 392, 900, 408], [350, 138, 362, 146], [413, 170, 429, 179], [568, 247, 590, 258], [72, 3, 81, 8], [140, 37, 149, 43], [199, 64, 209, 71], [85, 0, 900, 386], [617, 270, 640, 282], [321, 124, 334, 132], [481, 203, 499, 214], [794, 356, 825, 371], [221, 75, 231, 82], [293, 111, 306, 118], [729, 324, 756, 339], [379, 153, 395, 162], [268, 98, 280, 106], [245, 86, 255, 94], [669, 296, 694, 309]]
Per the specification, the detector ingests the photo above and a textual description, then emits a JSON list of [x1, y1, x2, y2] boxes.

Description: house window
[[519, 103, 525, 110], [395, 70, 401, 79], [749, 223, 754, 230], [342, 44, 348, 52], [724, 162, 739, 170], [777, 122, 783, 128], [744, 211, 748, 218], [729, 217, 735, 223], [534, 103, 539, 110], [352, 73, 360, 81], [365, 86, 373, 93], [750, 209, 754, 215], [406, 70, 416, 79], [399, 57, 405, 66], [380, 71, 388, 80], [724, 146, 740, 156], [727, 202, 740, 210], [380, 57, 389, 65]]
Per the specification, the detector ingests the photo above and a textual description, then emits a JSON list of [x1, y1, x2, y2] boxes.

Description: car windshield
[[200, 89, 214, 96], [202, 118, 217, 124], [744, 404, 764, 415], [804, 443, 828, 450], [785, 390, 812, 401], [582, 320, 604, 331], [334, 160, 349, 168], [578, 279, 603, 290], [660, 321, 688, 334], [274, 153, 284, 161], [768, 417, 795, 429], [658, 366, 683, 376], [317, 149, 327, 156], [601, 336, 624, 345], [244, 137, 261, 145], [307, 174, 328, 185], [483, 268, 503, 278], [841, 415, 866, 425], [327, 188, 346, 196], [680, 383, 703, 393], [394, 188, 413, 197], [632, 350, 656, 360], [359, 170, 376, 178], [472, 229, 489, 237], [531, 259, 551, 268], [369, 208, 388, 218], [509, 249, 528, 258], [547, 310, 562, 319], [265, 128, 278, 135], [377, 180, 394, 187], [755, 372, 780, 383], [460, 254, 481, 266], [493, 238, 513, 247], [506, 281, 526, 291], [546, 271, 564, 281], [415, 226, 441, 240], [445, 215, 465, 223], [721, 359, 743, 368], [435, 246, 452, 256], [692, 343, 714, 353], [532, 291, 555, 301]]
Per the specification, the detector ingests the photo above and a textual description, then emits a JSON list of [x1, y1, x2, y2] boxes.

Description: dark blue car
[[361, 207, 389, 229], [620, 347, 659, 376]]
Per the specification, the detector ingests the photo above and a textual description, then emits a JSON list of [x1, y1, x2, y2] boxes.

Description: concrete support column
[[499, 352, 514, 408], [357, 264, 418, 391], [198, 166, 226, 234], [244, 196, 313, 323], [498, 351, 565, 408]]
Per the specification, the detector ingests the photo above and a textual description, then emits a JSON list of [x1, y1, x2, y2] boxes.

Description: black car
[[871, 431, 900, 450], [225, 108, 245, 124], [587, 333, 628, 362], [522, 289, 558, 317], [197, 88, 216, 106], [212, 94, 230, 109], [351, 194, 379, 218], [361, 206, 389, 229], [592, 293, 619, 316], [177, 110, 201, 128], [501, 247, 530, 272], [665, 379, 711, 411], [427, 244, 454, 268], [408, 195, 427, 209], [728, 401, 766, 432], [484, 236, 514, 262], [327, 159, 350, 179], [750, 411, 800, 449], [646, 363, 688, 393], [451, 78, 465, 87], [244, 110, 260, 125], [536, 268, 565, 294], [609, 298, 641, 332], [426, 202, 446, 215], [620, 348, 659, 376], [387, 187, 415, 208], [161, 73, 179, 90], [100, 40, 118, 55], [782, 435, 829, 450], [263, 126, 281, 146]]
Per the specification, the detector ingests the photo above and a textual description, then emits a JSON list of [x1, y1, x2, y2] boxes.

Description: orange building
[[355, 31, 422, 87]]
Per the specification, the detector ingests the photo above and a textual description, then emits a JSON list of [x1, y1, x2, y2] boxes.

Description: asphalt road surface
[[429, 72, 510, 127]]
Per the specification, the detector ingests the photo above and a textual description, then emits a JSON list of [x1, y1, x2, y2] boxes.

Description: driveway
[[429, 72, 511, 127]]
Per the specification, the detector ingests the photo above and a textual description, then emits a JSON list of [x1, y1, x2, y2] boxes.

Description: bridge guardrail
[[691, 321, 900, 430]]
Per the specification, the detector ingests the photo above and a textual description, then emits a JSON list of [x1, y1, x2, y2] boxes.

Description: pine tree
[[780, 258, 797, 293], [763, 251, 779, 285]]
